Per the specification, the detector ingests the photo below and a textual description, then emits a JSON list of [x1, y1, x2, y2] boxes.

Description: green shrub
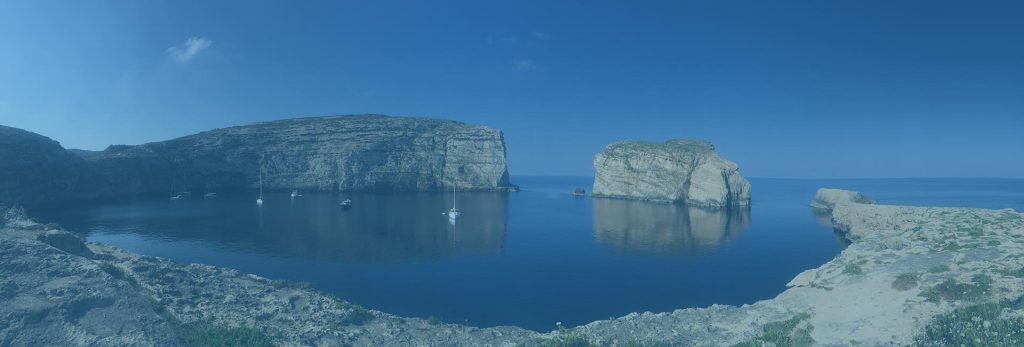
[[962, 225, 984, 237], [996, 267, 1024, 278], [892, 273, 921, 291], [179, 324, 275, 347], [928, 264, 950, 273], [842, 264, 863, 275], [99, 263, 139, 288], [289, 282, 315, 290], [332, 298, 374, 325], [271, 280, 287, 289], [943, 242, 963, 251], [916, 297, 1024, 346], [151, 298, 275, 347], [734, 312, 814, 347], [920, 274, 993, 303], [538, 334, 594, 347]]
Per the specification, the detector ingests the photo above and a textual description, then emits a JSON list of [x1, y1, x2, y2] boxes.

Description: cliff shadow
[[592, 198, 750, 255]]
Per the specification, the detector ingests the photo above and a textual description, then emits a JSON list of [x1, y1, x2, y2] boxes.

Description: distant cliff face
[[86, 115, 515, 195], [0, 126, 95, 205], [592, 139, 751, 207], [0, 115, 515, 205]]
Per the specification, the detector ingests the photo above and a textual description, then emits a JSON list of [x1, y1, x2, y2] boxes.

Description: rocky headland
[[4, 189, 1022, 346], [0, 115, 516, 205], [809, 188, 877, 211], [0, 126, 97, 205], [592, 139, 751, 207]]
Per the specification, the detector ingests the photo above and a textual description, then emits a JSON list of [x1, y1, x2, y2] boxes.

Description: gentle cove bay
[[27, 177, 1024, 331]]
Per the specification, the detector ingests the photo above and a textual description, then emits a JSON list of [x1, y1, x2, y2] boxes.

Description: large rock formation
[[0, 115, 516, 205], [0, 126, 97, 205], [592, 139, 751, 207], [86, 115, 515, 195]]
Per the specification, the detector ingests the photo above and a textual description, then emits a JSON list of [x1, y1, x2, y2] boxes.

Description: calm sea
[[28, 177, 1024, 331]]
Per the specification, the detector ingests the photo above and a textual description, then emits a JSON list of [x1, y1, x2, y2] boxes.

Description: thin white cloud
[[166, 37, 212, 63], [513, 59, 536, 71], [531, 31, 548, 39]]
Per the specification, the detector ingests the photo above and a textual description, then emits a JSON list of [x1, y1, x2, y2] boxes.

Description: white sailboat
[[291, 190, 302, 199], [445, 184, 460, 221], [256, 164, 264, 206]]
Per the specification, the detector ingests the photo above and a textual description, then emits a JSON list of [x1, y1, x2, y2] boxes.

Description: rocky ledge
[[3, 190, 1023, 346], [809, 188, 877, 211], [592, 139, 751, 207]]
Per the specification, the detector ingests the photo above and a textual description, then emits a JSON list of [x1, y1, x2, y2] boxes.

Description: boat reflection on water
[[39, 191, 509, 263], [244, 192, 509, 262], [592, 198, 750, 255]]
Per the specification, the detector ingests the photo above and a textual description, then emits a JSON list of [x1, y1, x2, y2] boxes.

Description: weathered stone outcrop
[[0, 115, 515, 205], [0, 126, 96, 205], [809, 188, 876, 211], [592, 139, 751, 207], [85, 115, 515, 195]]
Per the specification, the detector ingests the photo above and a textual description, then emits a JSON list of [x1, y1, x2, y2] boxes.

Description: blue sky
[[1, 0, 1021, 178]]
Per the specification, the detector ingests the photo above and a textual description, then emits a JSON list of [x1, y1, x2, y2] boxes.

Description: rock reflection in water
[[592, 198, 750, 254], [261, 192, 509, 262], [39, 191, 509, 263]]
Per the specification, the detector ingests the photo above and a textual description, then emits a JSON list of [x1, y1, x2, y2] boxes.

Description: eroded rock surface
[[87, 115, 516, 195], [810, 188, 877, 211], [0, 115, 516, 206], [592, 139, 751, 207]]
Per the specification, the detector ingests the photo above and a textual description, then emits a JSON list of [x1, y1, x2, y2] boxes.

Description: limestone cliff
[[592, 139, 751, 207], [0, 115, 515, 204], [86, 115, 514, 195]]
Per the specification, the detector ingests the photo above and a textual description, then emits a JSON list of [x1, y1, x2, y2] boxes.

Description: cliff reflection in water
[[36, 191, 509, 263], [592, 198, 750, 254], [260, 192, 509, 262]]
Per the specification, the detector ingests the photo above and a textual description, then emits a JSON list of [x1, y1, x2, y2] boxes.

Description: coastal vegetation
[[916, 297, 1024, 346], [733, 312, 814, 347]]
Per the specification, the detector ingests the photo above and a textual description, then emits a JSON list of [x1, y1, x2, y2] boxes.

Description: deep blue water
[[28, 177, 1023, 331]]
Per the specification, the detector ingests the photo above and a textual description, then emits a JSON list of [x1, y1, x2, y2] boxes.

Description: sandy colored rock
[[592, 139, 751, 207]]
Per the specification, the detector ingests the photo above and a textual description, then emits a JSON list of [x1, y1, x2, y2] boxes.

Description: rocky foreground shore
[[2, 191, 1023, 346]]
